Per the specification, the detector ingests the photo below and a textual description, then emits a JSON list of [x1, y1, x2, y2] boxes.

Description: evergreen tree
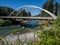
[[28, 11, 31, 16], [41, 0, 58, 17], [0, 6, 8, 16], [54, 1, 58, 16], [18, 9, 31, 17], [58, 3, 60, 15]]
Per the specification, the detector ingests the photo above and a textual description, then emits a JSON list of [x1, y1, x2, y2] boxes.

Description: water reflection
[[22, 20, 39, 28]]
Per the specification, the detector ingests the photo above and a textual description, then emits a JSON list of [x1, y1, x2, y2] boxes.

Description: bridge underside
[[0, 16, 54, 20]]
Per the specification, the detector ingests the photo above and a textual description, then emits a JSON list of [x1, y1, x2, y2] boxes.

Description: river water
[[0, 20, 38, 36], [22, 20, 38, 28]]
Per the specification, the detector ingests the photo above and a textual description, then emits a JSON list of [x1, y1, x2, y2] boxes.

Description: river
[[0, 20, 38, 36]]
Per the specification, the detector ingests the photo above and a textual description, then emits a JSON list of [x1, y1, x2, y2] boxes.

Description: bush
[[0, 19, 12, 26]]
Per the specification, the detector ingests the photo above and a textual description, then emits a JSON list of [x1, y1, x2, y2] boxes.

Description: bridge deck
[[0, 16, 54, 20]]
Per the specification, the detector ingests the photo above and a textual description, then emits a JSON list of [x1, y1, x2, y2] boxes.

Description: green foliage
[[0, 19, 5, 25], [18, 9, 31, 17], [11, 28, 22, 34], [41, 0, 58, 16], [58, 3, 60, 15], [54, 1, 58, 16], [0, 36, 5, 45], [35, 15, 60, 45], [0, 6, 32, 25], [54, 16, 60, 25], [17, 39, 21, 45], [0, 6, 16, 16], [36, 29, 60, 45], [0, 19, 12, 26]]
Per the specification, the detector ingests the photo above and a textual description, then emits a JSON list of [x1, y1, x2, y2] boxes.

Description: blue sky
[[0, 0, 60, 16], [0, 0, 46, 9]]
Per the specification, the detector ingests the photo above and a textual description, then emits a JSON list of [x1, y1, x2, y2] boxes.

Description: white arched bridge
[[0, 5, 57, 20]]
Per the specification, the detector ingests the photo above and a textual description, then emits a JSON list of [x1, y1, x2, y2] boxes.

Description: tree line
[[0, 6, 31, 26], [38, 0, 60, 17]]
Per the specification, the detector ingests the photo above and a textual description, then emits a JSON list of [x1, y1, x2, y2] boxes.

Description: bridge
[[0, 16, 53, 20], [0, 5, 57, 20]]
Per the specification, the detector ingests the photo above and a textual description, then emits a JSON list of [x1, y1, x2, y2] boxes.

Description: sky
[[0, 0, 60, 16]]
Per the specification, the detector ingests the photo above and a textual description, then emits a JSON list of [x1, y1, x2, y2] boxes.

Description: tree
[[17, 9, 31, 24], [0, 6, 32, 25], [54, 1, 58, 16], [18, 9, 31, 17], [41, 0, 54, 17], [41, 0, 58, 17], [28, 11, 31, 16], [0, 7, 8, 16], [0, 6, 16, 16], [0, 6, 21, 25], [58, 3, 60, 15]]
